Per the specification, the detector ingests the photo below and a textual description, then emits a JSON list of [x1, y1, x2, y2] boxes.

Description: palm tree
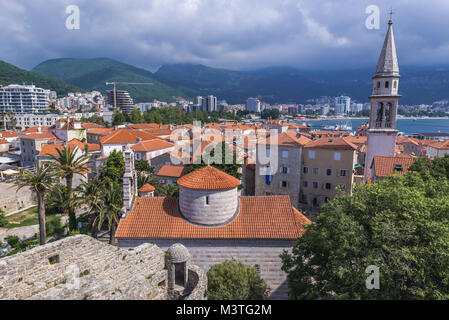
[[14, 164, 54, 245], [50, 145, 89, 231], [77, 177, 104, 238], [96, 181, 123, 245]]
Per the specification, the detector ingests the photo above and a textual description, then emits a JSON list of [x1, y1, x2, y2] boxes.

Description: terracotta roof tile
[[156, 165, 185, 178], [0, 139, 8, 144], [139, 184, 155, 192], [0, 131, 19, 138], [115, 195, 311, 240], [82, 122, 104, 129], [177, 166, 240, 190], [100, 129, 157, 144], [260, 132, 311, 147], [131, 139, 174, 152], [304, 137, 358, 150], [21, 133, 55, 140], [372, 156, 416, 177]]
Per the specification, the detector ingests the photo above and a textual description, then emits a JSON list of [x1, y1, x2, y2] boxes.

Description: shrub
[[206, 260, 270, 300], [46, 217, 63, 237], [0, 213, 8, 228], [5, 235, 20, 248]]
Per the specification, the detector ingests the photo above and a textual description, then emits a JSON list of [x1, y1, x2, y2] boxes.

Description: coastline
[[296, 117, 449, 121]]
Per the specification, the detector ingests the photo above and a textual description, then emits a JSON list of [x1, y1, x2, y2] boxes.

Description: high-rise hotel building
[[0, 84, 50, 114]]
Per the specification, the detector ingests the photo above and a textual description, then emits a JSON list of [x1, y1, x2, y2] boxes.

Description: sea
[[295, 118, 449, 134]]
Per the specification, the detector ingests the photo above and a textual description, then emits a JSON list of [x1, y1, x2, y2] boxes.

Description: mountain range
[[2, 57, 449, 105], [0, 60, 82, 96]]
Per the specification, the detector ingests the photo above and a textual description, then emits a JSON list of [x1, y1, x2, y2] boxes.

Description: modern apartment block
[[106, 90, 134, 114], [300, 137, 357, 211], [335, 96, 351, 115], [246, 97, 261, 113], [0, 84, 50, 114], [202, 95, 217, 112]]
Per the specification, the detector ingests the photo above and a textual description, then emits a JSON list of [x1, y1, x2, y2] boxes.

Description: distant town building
[[0, 84, 50, 115], [202, 95, 217, 112], [335, 96, 351, 115], [246, 98, 261, 113], [106, 90, 134, 114], [350, 103, 363, 114]]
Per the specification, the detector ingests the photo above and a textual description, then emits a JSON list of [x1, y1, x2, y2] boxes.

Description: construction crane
[[105, 82, 153, 110]]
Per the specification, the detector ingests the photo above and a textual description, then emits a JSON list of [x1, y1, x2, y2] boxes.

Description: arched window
[[393, 81, 397, 89], [385, 81, 389, 88], [377, 81, 381, 88]]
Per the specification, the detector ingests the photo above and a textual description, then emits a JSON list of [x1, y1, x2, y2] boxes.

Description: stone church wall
[[118, 239, 294, 300]]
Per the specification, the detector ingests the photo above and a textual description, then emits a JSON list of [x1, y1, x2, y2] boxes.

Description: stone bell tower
[[364, 19, 401, 181]]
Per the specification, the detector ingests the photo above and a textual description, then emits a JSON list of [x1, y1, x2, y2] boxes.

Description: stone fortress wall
[[0, 235, 206, 300]]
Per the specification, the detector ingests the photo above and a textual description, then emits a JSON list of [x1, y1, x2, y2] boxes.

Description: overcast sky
[[1, 0, 449, 72]]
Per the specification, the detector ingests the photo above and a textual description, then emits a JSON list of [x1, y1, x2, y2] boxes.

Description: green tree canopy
[[281, 169, 449, 300], [206, 260, 270, 300], [100, 150, 125, 185], [112, 109, 126, 126]]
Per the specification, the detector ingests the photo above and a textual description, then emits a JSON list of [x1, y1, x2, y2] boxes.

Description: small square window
[[303, 181, 308, 188], [309, 151, 315, 159], [303, 167, 309, 174], [313, 168, 319, 175], [339, 170, 347, 177], [281, 181, 288, 188], [325, 183, 332, 190], [334, 152, 341, 161], [282, 151, 289, 158], [326, 169, 332, 176], [313, 182, 319, 189]]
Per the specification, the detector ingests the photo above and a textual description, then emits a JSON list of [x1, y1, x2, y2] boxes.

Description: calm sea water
[[298, 118, 449, 134]]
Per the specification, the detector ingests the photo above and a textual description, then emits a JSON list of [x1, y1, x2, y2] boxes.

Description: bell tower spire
[[364, 18, 401, 181]]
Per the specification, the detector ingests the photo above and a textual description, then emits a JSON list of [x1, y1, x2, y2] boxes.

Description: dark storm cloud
[[1, 0, 448, 71]]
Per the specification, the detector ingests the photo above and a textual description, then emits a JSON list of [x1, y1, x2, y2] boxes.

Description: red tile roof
[[115, 195, 311, 240], [82, 122, 104, 129], [100, 129, 157, 144], [131, 139, 174, 152], [156, 165, 185, 178], [372, 156, 416, 177], [259, 132, 311, 147], [0, 139, 8, 144], [139, 184, 155, 192], [21, 133, 55, 140], [0, 131, 19, 138], [127, 123, 160, 130], [21, 126, 50, 134], [428, 140, 449, 150], [177, 166, 240, 190], [304, 137, 358, 150], [39, 140, 100, 156]]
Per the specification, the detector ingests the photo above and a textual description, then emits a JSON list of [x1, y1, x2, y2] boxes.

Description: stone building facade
[[255, 132, 311, 208], [0, 235, 206, 300]]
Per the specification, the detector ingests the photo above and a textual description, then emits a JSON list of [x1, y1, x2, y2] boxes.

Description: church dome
[[177, 166, 240, 190], [178, 166, 240, 226]]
